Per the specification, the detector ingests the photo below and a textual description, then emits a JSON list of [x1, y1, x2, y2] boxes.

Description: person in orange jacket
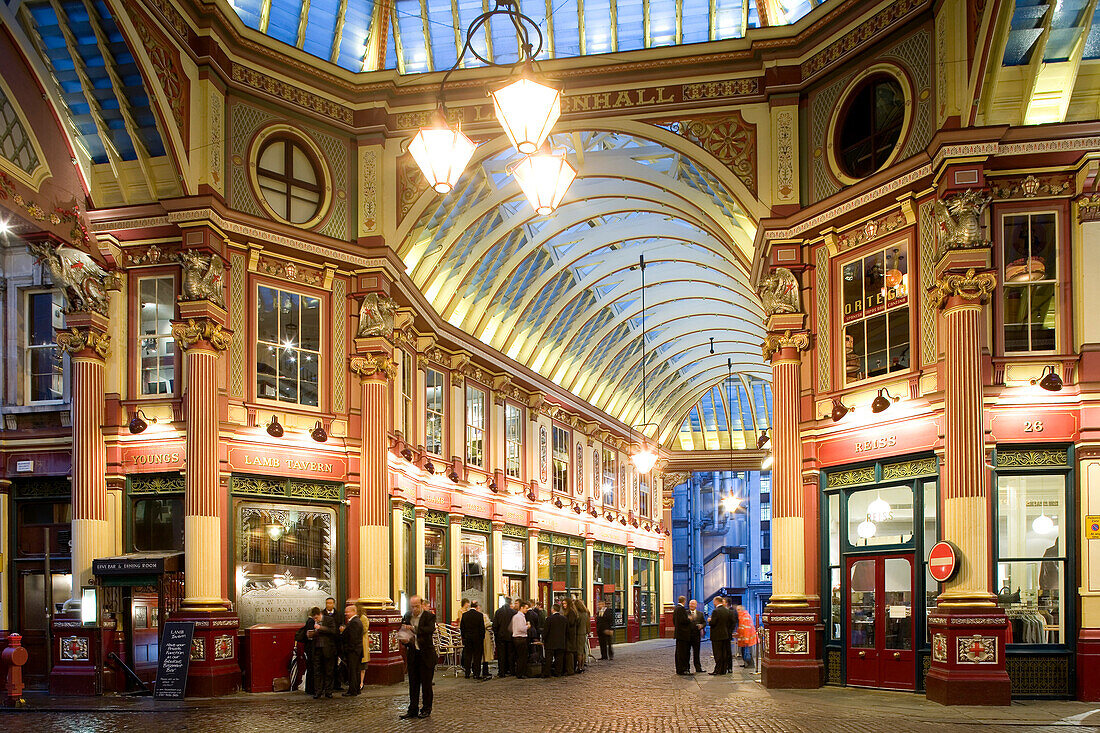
[[735, 605, 759, 668]]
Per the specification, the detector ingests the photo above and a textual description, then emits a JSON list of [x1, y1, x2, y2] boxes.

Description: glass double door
[[846, 553, 914, 689]]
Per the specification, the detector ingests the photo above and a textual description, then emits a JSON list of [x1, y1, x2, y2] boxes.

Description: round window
[[837, 75, 905, 179], [255, 136, 324, 224]]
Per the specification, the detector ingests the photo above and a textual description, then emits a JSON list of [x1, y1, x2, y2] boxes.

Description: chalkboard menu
[[154, 621, 195, 700]]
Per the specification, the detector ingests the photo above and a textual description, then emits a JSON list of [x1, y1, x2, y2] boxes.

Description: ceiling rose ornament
[[407, 0, 572, 214]]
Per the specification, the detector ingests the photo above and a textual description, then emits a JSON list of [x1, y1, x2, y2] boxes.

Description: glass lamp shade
[[491, 77, 561, 154], [722, 494, 742, 513], [867, 495, 892, 522], [1032, 513, 1055, 535], [512, 151, 577, 215], [631, 445, 658, 474], [856, 519, 877, 540], [408, 124, 477, 194]]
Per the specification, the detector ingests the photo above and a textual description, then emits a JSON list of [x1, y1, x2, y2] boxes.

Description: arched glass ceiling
[[677, 374, 771, 450], [398, 129, 769, 448], [227, 0, 831, 73]]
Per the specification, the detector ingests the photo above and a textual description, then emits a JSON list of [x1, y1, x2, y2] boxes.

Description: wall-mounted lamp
[[310, 421, 328, 442], [871, 388, 900, 414], [572, 502, 582, 514], [448, 470, 460, 483], [266, 415, 284, 437], [552, 496, 563, 508], [757, 429, 769, 449], [828, 398, 851, 422], [424, 460, 436, 475], [1031, 365, 1063, 392], [488, 479, 499, 493], [401, 448, 414, 461], [128, 410, 156, 434]]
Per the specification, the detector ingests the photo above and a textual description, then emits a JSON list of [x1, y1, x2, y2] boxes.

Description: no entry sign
[[928, 541, 959, 583]]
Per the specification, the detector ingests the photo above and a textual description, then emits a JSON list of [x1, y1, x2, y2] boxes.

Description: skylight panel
[[617, 0, 644, 50], [583, 0, 614, 54], [336, 0, 375, 69], [551, 0, 581, 57], [648, 0, 677, 46], [266, 0, 303, 46], [396, 0, 430, 72], [428, 0, 460, 70], [303, 0, 340, 60], [681, 0, 710, 44]]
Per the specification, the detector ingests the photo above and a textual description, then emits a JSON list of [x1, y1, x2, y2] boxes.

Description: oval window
[[837, 76, 905, 179], [255, 137, 323, 224]]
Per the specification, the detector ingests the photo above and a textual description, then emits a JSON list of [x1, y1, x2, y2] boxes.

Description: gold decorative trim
[[996, 448, 1068, 468], [928, 268, 996, 310], [56, 327, 110, 358], [350, 354, 397, 380], [881, 456, 938, 481], [171, 319, 232, 351], [762, 330, 811, 361], [825, 466, 875, 488]]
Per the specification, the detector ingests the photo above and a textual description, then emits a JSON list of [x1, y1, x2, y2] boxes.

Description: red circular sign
[[928, 541, 959, 583]]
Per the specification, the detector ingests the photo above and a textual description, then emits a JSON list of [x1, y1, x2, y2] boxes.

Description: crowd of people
[[293, 597, 369, 699], [671, 595, 758, 675]]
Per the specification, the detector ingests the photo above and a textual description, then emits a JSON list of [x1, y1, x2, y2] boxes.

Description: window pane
[[425, 369, 444, 455], [883, 557, 912, 650], [502, 538, 525, 573], [133, 498, 184, 551], [998, 560, 1062, 644], [460, 533, 488, 610], [828, 493, 840, 566], [1030, 283, 1056, 351], [257, 287, 279, 343], [829, 566, 842, 640], [850, 559, 876, 648], [847, 484, 914, 546], [865, 313, 888, 377], [424, 528, 446, 567], [997, 473, 1063, 557], [300, 296, 321, 350]]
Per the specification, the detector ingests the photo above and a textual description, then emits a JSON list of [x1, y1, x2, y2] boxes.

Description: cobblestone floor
[[5, 640, 1100, 733]]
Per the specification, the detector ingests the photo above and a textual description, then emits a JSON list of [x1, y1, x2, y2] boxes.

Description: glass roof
[[399, 129, 768, 446], [228, 0, 829, 73], [1002, 0, 1100, 65]]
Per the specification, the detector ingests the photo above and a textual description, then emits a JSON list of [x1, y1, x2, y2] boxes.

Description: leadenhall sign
[[228, 446, 348, 481]]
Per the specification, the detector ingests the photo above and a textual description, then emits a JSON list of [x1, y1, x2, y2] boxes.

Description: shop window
[[403, 520, 415, 609], [1002, 212, 1057, 353], [502, 537, 526, 573], [842, 245, 910, 383], [922, 481, 938, 643], [424, 527, 446, 568], [601, 447, 615, 506], [137, 276, 176, 395], [552, 425, 570, 495], [537, 544, 551, 580], [256, 285, 321, 406], [255, 136, 323, 225], [461, 532, 488, 610], [235, 501, 335, 628], [593, 551, 624, 624], [425, 369, 445, 456], [633, 558, 657, 624], [846, 484, 914, 547], [505, 403, 523, 479], [132, 497, 184, 552], [400, 349, 415, 442], [996, 472, 1066, 644], [25, 290, 63, 403], [465, 385, 486, 467], [837, 75, 905, 179], [16, 501, 71, 556]]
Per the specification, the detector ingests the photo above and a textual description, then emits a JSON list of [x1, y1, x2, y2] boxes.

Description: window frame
[[994, 205, 1066, 357], [465, 382, 487, 468], [601, 445, 616, 506], [253, 280, 327, 411], [551, 423, 571, 496], [132, 273, 178, 399], [424, 367, 446, 457], [23, 288, 65, 405], [835, 236, 914, 389], [400, 348, 416, 443], [248, 128, 331, 229], [504, 401, 524, 480], [835, 74, 906, 180]]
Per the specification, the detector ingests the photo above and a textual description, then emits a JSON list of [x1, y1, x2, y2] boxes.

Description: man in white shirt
[[511, 600, 532, 679]]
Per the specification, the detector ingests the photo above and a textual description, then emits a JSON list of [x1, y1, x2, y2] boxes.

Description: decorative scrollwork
[[171, 318, 233, 351], [762, 330, 811, 361], [928, 268, 996, 310], [349, 354, 398, 380], [56, 327, 110, 358], [996, 448, 1068, 468]]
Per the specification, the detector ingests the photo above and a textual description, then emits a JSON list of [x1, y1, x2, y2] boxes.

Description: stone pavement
[[4, 640, 1100, 733]]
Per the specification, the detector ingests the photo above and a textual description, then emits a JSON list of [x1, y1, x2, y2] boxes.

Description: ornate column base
[[48, 615, 120, 695], [761, 608, 824, 689], [1077, 629, 1100, 700], [925, 607, 1010, 706], [169, 609, 241, 697], [357, 598, 406, 685], [659, 604, 674, 638]]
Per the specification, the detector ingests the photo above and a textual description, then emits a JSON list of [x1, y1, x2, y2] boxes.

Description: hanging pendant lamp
[[408, 115, 478, 195], [492, 77, 561, 155], [511, 147, 577, 215]]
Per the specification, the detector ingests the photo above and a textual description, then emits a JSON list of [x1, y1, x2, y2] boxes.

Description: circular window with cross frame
[[248, 125, 331, 228]]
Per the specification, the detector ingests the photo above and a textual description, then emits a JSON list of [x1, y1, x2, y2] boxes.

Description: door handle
[[858, 651, 866, 658], [893, 652, 900, 659]]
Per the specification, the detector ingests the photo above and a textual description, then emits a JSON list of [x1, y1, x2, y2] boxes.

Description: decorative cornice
[[989, 173, 1072, 200], [1078, 193, 1100, 223], [350, 354, 397, 380], [171, 318, 233, 351], [56, 327, 110, 358], [928, 268, 996, 310], [762, 330, 811, 361]]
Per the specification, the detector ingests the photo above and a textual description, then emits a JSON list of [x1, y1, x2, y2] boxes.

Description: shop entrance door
[[845, 554, 914, 690], [425, 572, 447, 620]]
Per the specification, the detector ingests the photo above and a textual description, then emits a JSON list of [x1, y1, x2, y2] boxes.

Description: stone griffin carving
[[758, 267, 801, 316], [356, 293, 397, 338], [177, 251, 226, 307], [762, 330, 811, 361], [171, 318, 233, 351], [28, 241, 120, 315], [56, 327, 110, 358], [928, 268, 997, 310], [933, 189, 992, 253]]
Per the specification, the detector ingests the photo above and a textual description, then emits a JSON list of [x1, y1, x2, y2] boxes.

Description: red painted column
[[926, 265, 1011, 705], [171, 301, 240, 696], [760, 328, 823, 689]]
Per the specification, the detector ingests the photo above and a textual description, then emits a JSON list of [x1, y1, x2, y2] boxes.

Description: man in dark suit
[[311, 606, 338, 698], [708, 597, 733, 675], [596, 599, 615, 660], [492, 597, 515, 677], [340, 605, 364, 695], [525, 600, 543, 669], [672, 596, 692, 675], [541, 604, 568, 677], [460, 598, 486, 679], [400, 595, 438, 719], [320, 597, 343, 691], [688, 599, 706, 673]]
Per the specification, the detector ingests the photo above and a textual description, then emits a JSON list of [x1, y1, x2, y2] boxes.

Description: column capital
[[350, 353, 397, 380], [171, 318, 233, 351], [762, 330, 810, 362], [929, 268, 997, 311], [56, 326, 110, 359]]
